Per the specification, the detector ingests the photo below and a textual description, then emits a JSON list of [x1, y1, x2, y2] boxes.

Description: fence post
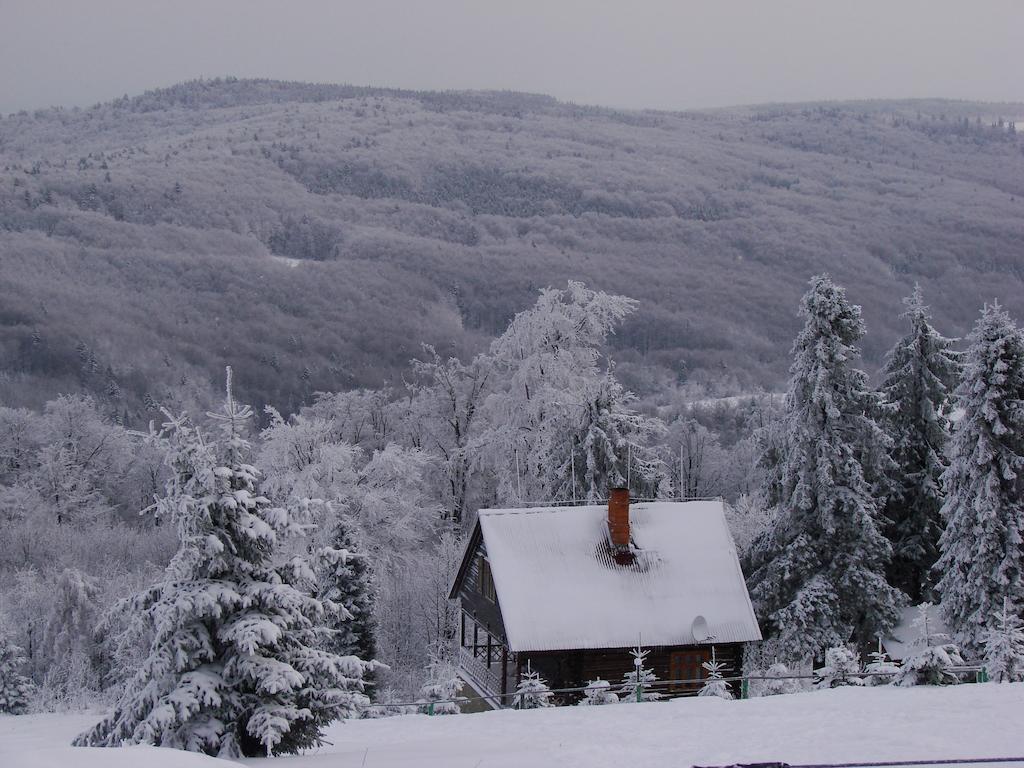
[[636, 682, 642, 703], [741, 678, 749, 700], [427, 701, 435, 716], [977, 666, 989, 684]]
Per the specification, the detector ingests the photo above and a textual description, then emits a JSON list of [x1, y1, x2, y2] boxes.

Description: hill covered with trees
[[1, 78, 1022, 418]]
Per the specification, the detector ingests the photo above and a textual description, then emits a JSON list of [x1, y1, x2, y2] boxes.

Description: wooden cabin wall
[[518, 643, 745, 701], [457, 539, 508, 645]]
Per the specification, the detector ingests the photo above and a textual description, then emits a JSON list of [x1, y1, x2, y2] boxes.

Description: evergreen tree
[[416, 656, 463, 715], [74, 372, 372, 757], [577, 678, 618, 706], [863, 642, 899, 686], [892, 603, 964, 686], [982, 599, 1024, 683], [879, 286, 959, 601], [936, 303, 1024, 656], [316, 517, 377, 665], [0, 634, 34, 714], [513, 662, 554, 709], [556, 371, 665, 502], [814, 646, 862, 688], [698, 647, 733, 699], [618, 645, 662, 702], [747, 276, 903, 658]]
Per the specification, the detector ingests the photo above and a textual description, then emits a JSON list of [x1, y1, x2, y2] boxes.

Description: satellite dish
[[691, 615, 710, 643]]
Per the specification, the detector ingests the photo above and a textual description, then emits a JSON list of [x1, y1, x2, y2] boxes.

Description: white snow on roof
[[882, 603, 950, 661], [478, 500, 762, 653]]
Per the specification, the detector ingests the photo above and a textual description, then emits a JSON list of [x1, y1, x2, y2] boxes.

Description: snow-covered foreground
[[3, 684, 1023, 768]]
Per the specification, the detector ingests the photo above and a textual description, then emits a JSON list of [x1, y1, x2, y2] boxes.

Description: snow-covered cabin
[[449, 490, 762, 705]]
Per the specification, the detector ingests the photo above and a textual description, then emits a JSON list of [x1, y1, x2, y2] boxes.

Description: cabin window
[[478, 555, 496, 602]]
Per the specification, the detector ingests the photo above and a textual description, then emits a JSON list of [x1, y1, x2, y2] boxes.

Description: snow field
[[2, 682, 1022, 768]]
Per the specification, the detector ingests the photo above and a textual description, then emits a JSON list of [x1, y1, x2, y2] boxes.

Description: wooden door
[[669, 648, 711, 692]]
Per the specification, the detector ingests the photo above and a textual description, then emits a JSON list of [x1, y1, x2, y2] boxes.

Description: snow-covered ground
[[3, 683, 1023, 768]]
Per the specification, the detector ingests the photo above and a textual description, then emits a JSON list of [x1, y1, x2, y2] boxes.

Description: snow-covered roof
[[473, 500, 762, 653], [883, 603, 950, 661]]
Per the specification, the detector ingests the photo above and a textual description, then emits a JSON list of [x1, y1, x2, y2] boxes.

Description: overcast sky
[[1, 0, 1021, 115]]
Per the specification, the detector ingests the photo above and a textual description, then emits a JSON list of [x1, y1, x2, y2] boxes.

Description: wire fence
[[373, 666, 987, 714]]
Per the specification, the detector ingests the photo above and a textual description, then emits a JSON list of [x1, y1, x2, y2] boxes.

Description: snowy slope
[[4, 684, 1023, 768]]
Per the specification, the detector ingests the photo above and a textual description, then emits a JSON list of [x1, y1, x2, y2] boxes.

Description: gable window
[[478, 555, 496, 602]]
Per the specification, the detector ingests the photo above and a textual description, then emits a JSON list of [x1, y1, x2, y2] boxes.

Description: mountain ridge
[[1, 78, 1022, 419]]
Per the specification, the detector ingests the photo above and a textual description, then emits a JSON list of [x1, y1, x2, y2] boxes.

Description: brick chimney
[[608, 487, 630, 550]]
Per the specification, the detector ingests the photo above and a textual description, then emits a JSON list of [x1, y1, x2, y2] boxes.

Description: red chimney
[[608, 487, 630, 550]]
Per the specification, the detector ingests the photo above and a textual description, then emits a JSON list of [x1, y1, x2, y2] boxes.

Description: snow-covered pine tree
[[879, 286, 960, 602], [936, 302, 1024, 656], [74, 371, 372, 757], [40, 567, 102, 708], [554, 370, 665, 503], [698, 647, 733, 699], [577, 678, 618, 706], [618, 645, 662, 703], [416, 656, 464, 715], [746, 276, 904, 657], [759, 662, 795, 696], [0, 633, 34, 714], [316, 517, 377, 665], [513, 662, 554, 709], [982, 599, 1024, 683], [863, 640, 899, 686], [892, 603, 964, 687], [814, 646, 863, 688]]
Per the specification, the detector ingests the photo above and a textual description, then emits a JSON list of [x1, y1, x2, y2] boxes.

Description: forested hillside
[[1, 78, 1022, 418]]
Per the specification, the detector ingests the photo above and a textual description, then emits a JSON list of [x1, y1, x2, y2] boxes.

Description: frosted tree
[[863, 641, 899, 686], [758, 662, 796, 696], [513, 662, 554, 709], [316, 517, 377, 665], [618, 645, 662, 702], [477, 281, 654, 503], [416, 656, 464, 715], [981, 599, 1024, 683], [0, 633, 34, 714], [747, 276, 904, 657], [409, 346, 492, 525], [40, 567, 102, 708], [879, 286, 960, 601], [577, 678, 618, 706], [554, 371, 665, 503], [74, 372, 372, 757], [893, 604, 964, 686], [936, 303, 1024, 656], [814, 646, 862, 688], [698, 647, 733, 699]]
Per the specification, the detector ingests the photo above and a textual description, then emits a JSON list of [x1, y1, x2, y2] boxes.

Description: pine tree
[[0, 634, 34, 714], [879, 286, 959, 601], [316, 517, 377, 665], [555, 370, 665, 502], [618, 645, 662, 703], [74, 372, 372, 757], [814, 646, 863, 688], [758, 662, 796, 696], [892, 603, 964, 686], [863, 641, 899, 686], [982, 599, 1024, 683], [513, 662, 554, 709], [747, 276, 904, 657], [936, 303, 1024, 656], [416, 656, 464, 715], [577, 678, 618, 706], [698, 647, 733, 699]]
